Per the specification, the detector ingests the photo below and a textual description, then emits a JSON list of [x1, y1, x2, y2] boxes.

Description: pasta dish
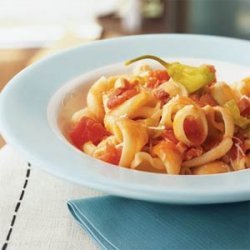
[[67, 55, 250, 175]]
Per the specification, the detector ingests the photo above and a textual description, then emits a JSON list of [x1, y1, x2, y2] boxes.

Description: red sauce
[[161, 128, 178, 144], [183, 146, 203, 161], [238, 96, 250, 118], [147, 70, 170, 88], [154, 89, 170, 105], [107, 80, 139, 109], [207, 65, 217, 86], [98, 145, 122, 165], [183, 117, 204, 145], [190, 93, 217, 107], [199, 93, 217, 106]]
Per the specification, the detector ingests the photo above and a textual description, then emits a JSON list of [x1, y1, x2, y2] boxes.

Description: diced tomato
[[208, 65, 216, 74], [183, 146, 203, 161], [189, 93, 200, 104], [190, 93, 217, 107], [154, 89, 170, 105], [107, 80, 138, 109], [161, 128, 178, 144], [238, 96, 250, 118], [199, 93, 217, 106], [70, 117, 110, 149], [107, 88, 138, 109], [98, 145, 122, 165], [147, 70, 170, 88], [176, 142, 188, 154], [208, 65, 217, 85], [241, 108, 250, 118], [150, 70, 170, 82], [184, 117, 204, 145]]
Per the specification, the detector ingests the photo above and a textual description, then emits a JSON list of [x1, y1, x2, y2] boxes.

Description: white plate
[[1, 34, 250, 204]]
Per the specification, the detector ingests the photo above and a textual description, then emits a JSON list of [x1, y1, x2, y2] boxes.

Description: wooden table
[[0, 34, 102, 148], [0, 48, 40, 147]]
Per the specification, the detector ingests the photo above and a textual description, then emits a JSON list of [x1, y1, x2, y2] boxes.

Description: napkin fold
[[68, 196, 250, 250]]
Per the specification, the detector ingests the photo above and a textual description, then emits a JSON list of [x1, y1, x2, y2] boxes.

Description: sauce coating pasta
[[67, 55, 250, 175]]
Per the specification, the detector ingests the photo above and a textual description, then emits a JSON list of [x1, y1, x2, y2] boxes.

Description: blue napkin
[[67, 196, 250, 250]]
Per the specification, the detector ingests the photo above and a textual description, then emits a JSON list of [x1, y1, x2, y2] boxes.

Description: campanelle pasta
[[67, 55, 250, 175]]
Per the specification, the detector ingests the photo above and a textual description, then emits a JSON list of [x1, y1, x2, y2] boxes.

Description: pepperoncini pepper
[[125, 55, 216, 93]]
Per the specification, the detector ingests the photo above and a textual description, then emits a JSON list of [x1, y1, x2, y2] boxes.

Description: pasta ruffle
[[183, 106, 234, 167], [68, 65, 250, 175], [115, 118, 148, 167], [173, 105, 208, 146]]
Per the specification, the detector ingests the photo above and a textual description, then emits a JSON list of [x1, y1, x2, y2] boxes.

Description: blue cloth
[[67, 196, 250, 250]]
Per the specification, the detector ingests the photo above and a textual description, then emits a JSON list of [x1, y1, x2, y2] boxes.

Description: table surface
[[0, 32, 123, 149], [0, 35, 107, 248], [0, 145, 101, 249]]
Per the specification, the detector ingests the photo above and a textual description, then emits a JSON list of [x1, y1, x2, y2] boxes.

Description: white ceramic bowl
[[1, 34, 250, 204]]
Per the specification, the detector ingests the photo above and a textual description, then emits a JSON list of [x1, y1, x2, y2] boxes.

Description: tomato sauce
[[238, 96, 250, 118], [161, 128, 178, 144], [183, 117, 204, 145], [154, 89, 170, 105], [147, 70, 170, 88], [107, 80, 139, 109], [190, 93, 217, 107], [183, 146, 203, 161], [98, 145, 122, 165]]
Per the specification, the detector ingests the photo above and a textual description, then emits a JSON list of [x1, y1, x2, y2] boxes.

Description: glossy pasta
[[67, 55, 250, 175]]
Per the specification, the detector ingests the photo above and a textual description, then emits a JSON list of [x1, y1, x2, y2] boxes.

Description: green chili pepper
[[125, 55, 216, 93], [224, 99, 250, 129]]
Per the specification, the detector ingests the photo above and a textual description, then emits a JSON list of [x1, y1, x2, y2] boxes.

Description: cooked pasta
[[66, 55, 250, 175]]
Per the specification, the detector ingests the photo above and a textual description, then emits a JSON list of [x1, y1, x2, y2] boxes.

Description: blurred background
[[0, 0, 250, 146]]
